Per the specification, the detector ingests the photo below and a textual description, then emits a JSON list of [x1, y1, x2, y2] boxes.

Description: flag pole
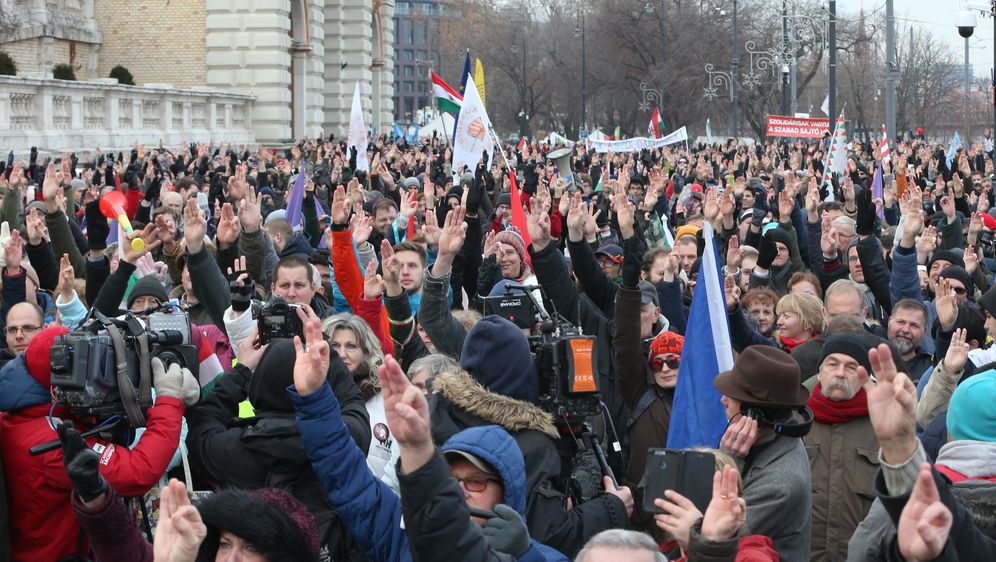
[[488, 127, 514, 175]]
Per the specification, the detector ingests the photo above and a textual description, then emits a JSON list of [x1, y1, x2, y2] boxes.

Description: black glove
[[57, 421, 108, 503], [144, 177, 162, 202], [621, 235, 646, 289], [85, 200, 110, 252], [349, 147, 358, 171], [756, 231, 777, 270], [29, 146, 37, 165], [855, 188, 876, 236], [751, 188, 768, 228], [481, 504, 530, 558]]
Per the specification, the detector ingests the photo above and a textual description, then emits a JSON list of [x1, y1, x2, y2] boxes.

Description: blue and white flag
[[946, 131, 961, 170], [393, 122, 404, 140], [406, 123, 420, 144], [667, 221, 735, 449]]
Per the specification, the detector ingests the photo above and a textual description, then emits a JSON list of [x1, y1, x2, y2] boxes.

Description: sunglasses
[[452, 474, 501, 493], [650, 356, 680, 371]]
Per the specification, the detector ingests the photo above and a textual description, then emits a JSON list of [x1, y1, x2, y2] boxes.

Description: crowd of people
[[0, 129, 994, 561]]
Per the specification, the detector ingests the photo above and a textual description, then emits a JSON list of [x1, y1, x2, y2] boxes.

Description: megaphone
[[99, 190, 145, 251], [546, 147, 577, 192]]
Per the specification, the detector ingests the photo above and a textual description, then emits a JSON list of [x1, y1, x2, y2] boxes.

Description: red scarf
[[807, 383, 869, 424], [779, 335, 811, 352]]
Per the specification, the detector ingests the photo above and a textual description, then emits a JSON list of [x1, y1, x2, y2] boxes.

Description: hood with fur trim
[[431, 367, 558, 439], [195, 488, 319, 562]]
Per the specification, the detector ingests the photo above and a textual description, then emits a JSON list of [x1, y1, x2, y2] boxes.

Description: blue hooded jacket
[[290, 382, 567, 562], [0, 354, 51, 412]]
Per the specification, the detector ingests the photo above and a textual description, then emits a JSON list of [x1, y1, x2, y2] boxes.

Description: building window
[[405, 98, 414, 115], [403, 50, 414, 61], [404, 82, 414, 92], [396, 2, 410, 15], [418, 82, 427, 93], [403, 66, 414, 77], [398, 21, 411, 45]]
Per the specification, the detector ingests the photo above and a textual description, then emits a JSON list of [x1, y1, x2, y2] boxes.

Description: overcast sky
[[836, 0, 994, 78]]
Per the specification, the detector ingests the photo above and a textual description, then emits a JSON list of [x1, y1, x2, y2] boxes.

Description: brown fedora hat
[[714, 345, 810, 408]]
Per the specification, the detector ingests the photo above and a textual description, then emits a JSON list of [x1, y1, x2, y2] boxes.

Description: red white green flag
[[648, 107, 663, 139], [431, 71, 463, 115]]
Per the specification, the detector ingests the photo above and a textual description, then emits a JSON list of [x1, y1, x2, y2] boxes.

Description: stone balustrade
[[0, 76, 256, 153]]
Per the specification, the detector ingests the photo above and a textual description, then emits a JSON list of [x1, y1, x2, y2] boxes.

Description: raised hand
[[613, 191, 636, 240], [399, 187, 418, 218], [363, 259, 385, 300], [122, 222, 162, 265], [778, 190, 794, 222], [964, 245, 980, 275], [934, 279, 959, 332], [5, 229, 23, 272], [182, 198, 208, 254], [55, 254, 76, 301], [700, 464, 748, 541], [381, 354, 433, 472], [526, 195, 552, 251], [859, 343, 918, 464], [215, 202, 241, 249], [703, 188, 721, 223], [726, 235, 743, 269], [381, 239, 403, 296], [331, 185, 351, 225], [915, 225, 937, 257], [482, 230, 498, 258], [421, 208, 442, 248], [719, 413, 758, 458], [351, 208, 374, 245], [153, 479, 207, 562], [942, 328, 969, 375], [566, 192, 586, 240], [939, 188, 956, 219], [821, 216, 839, 258], [42, 162, 61, 212], [24, 210, 48, 245], [436, 205, 467, 257], [898, 464, 953, 562], [291, 306, 330, 396], [719, 189, 736, 219], [238, 184, 262, 233], [723, 273, 740, 312]]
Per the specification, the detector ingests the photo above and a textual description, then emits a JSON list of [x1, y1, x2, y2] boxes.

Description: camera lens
[[659, 461, 667, 470]]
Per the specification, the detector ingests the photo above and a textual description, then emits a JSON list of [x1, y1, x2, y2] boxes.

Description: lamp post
[[575, 6, 587, 131], [511, 27, 529, 137], [958, 9, 977, 140], [732, 0, 740, 139]]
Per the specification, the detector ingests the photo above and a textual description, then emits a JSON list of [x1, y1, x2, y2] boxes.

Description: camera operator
[[0, 325, 199, 561], [184, 304, 372, 560], [89, 219, 233, 381]]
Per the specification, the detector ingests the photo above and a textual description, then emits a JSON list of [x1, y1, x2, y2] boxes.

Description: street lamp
[[957, 9, 977, 140], [511, 27, 529, 137], [575, 5, 587, 132], [644, 0, 667, 126], [732, 0, 740, 139], [782, 63, 790, 115]]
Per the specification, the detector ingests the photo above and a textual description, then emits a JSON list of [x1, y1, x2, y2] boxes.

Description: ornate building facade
[[0, 0, 395, 145]]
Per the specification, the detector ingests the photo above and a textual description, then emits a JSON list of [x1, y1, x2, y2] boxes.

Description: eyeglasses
[[650, 356, 680, 371], [452, 474, 501, 493], [5, 325, 41, 337]]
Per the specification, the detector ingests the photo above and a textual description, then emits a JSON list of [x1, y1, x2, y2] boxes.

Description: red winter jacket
[[674, 534, 779, 562], [0, 398, 184, 562]]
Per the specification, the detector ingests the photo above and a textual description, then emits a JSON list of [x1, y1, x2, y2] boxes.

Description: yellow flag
[[475, 58, 486, 108]]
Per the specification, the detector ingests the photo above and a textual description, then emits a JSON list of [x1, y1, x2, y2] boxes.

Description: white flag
[[348, 82, 370, 172], [451, 74, 494, 176], [821, 110, 847, 202], [821, 94, 830, 117]]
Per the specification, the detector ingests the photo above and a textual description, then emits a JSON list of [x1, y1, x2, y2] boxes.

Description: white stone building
[[0, 0, 395, 147]]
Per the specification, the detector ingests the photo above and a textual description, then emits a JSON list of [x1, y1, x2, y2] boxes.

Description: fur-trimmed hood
[[432, 367, 558, 439]]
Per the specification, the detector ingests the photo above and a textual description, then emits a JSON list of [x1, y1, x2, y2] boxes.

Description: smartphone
[[642, 449, 716, 515]]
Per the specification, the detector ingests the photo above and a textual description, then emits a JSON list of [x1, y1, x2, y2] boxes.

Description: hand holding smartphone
[[642, 449, 716, 515]]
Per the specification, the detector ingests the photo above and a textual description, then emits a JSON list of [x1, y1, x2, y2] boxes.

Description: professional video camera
[[257, 296, 305, 344], [49, 309, 198, 428], [485, 283, 600, 423]]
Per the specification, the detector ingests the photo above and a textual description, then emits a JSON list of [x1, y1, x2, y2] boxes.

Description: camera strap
[[94, 311, 147, 427]]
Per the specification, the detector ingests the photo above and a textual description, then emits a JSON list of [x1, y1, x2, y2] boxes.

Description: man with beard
[[803, 333, 882, 562], [887, 299, 932, 385]]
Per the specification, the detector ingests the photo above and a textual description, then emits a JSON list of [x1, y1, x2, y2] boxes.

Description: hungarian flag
[[648, 107, 663, 139], [431, 71, 463, 115], [517, 137, 527, 152], [197, 334, 226, 387], [880, 124, 891, 162]]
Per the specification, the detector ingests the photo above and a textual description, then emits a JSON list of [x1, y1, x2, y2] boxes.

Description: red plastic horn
[[99, 191, 144, 251]]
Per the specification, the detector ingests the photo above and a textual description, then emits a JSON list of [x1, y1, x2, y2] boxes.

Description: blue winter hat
[[460, 315, 538, 404], [947, 370, 996, 442]]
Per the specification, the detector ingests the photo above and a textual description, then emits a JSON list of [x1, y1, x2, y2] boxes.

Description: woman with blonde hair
[[726, 275, 824, 353], [321, 312, 397, 478]]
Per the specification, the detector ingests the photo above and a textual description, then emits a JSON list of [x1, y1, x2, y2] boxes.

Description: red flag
[[508, 171, 534, 267], [407, 214, 417, 240], [517, 137, 527, 152], [648, 107, 663, 139]]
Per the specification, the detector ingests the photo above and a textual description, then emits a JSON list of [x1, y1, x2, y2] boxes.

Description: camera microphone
[[148, 330, 185, 346]]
